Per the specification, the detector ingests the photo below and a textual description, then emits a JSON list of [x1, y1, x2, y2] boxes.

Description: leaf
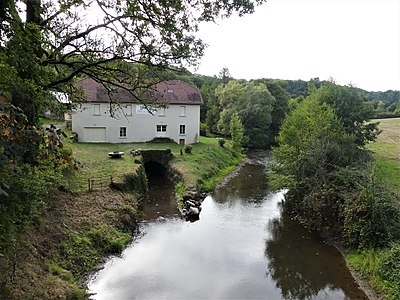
[[1, 129, 11, 136], [0, 187, 9, 197]]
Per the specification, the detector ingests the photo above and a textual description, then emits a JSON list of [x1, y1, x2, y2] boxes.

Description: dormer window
[[167, 88, 174, 94]]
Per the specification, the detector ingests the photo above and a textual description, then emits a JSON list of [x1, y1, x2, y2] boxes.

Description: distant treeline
[[165, 69, 399, 148], [283, 78, 400, 119]]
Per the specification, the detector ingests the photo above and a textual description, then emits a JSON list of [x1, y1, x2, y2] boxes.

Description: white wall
[[71, 103, 200, 144]]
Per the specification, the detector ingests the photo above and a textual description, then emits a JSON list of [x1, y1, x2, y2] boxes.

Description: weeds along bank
[[0, 136, 242, 299], [346, 118, 400, 300]]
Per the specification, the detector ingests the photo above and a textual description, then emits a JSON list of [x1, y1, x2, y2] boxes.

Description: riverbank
[[0, 136, 243, 299], [345, 118, 400, 300]]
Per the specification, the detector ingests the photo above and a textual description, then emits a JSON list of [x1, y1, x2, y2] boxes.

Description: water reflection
[[265, 210, 368, 300], [139, 170, 179, 221]]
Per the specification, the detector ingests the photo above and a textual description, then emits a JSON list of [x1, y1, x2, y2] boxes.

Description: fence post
[[88, 178, 91, 192]]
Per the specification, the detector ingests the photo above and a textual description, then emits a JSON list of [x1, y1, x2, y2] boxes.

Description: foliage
[[218, 67, 232, 84], [379, 243, 400, 299], [183, 145, 192, 154], [315, 83, 379, 146], [0, 104, 77, 253], [213, 80, 275, 148], [0, 0, 266, 124], [229, 113, 245, 153], [338, 167, 400, 248], [0, 164, 50, 253], [269, 83, 397, 248], [347, 243, 400, 300], [218, 139, 226, 147], [200, 122, 209, 136]]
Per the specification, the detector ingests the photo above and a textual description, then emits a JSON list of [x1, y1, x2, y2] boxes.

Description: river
[[88, 151, 368, 299]]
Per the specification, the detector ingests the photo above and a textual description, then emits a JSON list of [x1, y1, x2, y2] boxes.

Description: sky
[[192, 0, 400, 92]]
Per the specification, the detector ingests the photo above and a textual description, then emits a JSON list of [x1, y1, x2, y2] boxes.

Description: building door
[[179, 139, 185, 145], [83, 127, 106, 142]]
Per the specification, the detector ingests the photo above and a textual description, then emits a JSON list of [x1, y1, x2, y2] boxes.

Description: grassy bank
[[346, 118, 400, 300], [0, 131, 242, 299], [68, 136, 242, 193], [368, 118, 400, 196]]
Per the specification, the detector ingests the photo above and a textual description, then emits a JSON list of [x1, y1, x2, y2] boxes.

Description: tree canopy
[[0, 0, 266, 123], [270, 83, 399, 248]]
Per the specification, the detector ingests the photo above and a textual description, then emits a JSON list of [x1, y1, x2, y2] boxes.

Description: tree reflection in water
[[264, 208, 368, 300]]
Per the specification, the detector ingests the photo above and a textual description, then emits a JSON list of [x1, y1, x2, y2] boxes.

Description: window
[[156, 125, 167, 132], [179, 125, 186, 135], [93, 104, 100, 115], [180, 106, 186, 117], [119, 127, 127, 138], [159, 107, 166, 117], [167, 88, 174, 94], [125, 104, 132, 116]]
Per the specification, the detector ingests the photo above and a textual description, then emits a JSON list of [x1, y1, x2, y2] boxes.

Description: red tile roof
[[74, 78, 203, 105]]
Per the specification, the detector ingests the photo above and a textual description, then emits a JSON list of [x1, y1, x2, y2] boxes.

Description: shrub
[[200, 122, 208, 136], [218, 139, 226, 147], [379, 243, 400, 299], [183, 145, 192, 154], [340, 173, 400, 248], [147, 137, 175, 143]]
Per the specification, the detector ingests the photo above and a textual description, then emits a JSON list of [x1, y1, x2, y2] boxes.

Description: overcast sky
[[192, 0, 400, 92]]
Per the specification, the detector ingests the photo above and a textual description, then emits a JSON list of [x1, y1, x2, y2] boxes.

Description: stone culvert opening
[[144, 161, 167, 179]]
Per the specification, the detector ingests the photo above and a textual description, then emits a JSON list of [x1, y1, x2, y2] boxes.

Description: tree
[[230, 113, 245, 152], [214, 80, 274, 148], [218, 67, 232, 84], [254, 79, 290, 145], [269, 83, 398, 247], [315, 83, 379, 146], [0, 0, 266, 124]]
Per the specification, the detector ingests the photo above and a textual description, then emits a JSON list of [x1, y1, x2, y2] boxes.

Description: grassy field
[[368, 118, 400, 195], [65, 136, 238, 192]]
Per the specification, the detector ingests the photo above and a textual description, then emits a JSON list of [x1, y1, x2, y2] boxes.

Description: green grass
[[373, 156, 400, 192], [347, 243, 400, 300], [171, 138, 242, 190], [66, 136, 241, 192], [368, 118, 400, 196]]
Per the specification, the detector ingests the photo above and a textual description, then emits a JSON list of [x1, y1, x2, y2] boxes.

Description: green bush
[[341, 177, 400, 248], [183, 145, 192, 154], [347, 244, 400, 300], [379, 243, 400, 299], [0, 164, 55, 254], [218, 139, 226, 147]]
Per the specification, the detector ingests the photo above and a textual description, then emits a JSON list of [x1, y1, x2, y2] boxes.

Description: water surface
[[88, 151, 368, 300]]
